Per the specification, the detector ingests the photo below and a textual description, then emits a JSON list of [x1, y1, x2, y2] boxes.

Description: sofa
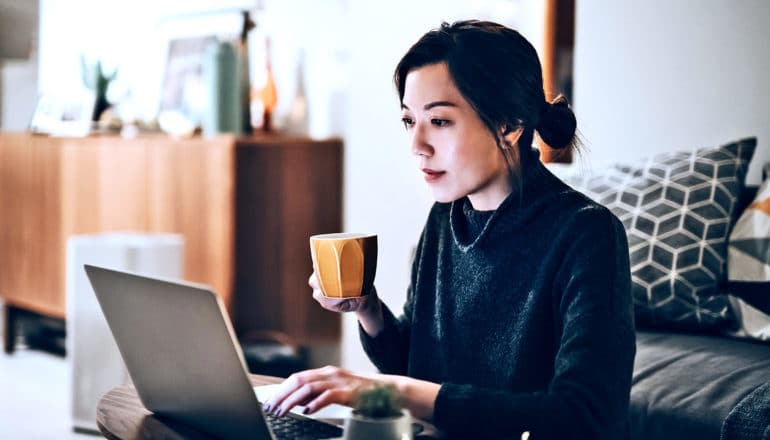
[[558, 138, 770, 439], [633, 329, 770, 439], [630, 183, 770, 439]]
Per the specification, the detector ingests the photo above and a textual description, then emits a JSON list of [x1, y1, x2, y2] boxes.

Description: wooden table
[[97, 374, 282, 439], [0, 132, 342, 352], [98, 374, 443, 440]]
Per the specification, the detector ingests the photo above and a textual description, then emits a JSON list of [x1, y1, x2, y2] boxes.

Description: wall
[[0, 0, 38, 130], [36, 0, 357, 138], [0, 0, 38, 59], [573, 0, 770, 184], [1, 61, 38, 130], [37, 0, 259, 125]]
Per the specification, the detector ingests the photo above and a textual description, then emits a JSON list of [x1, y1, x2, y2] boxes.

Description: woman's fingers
[[266, 366, 337, 412], [313, 290, 345, 309], [313, 291, 360, 312], [310, 278, 343, 308], [335, 299, 355, 312], [312, 289, 332, 304], [308, 273, 320, 290], [310, 272, 376, 315], [310, 272, 373, 314], [264, 366, 370, 417], [264, 374, 302, 413], [273, 380, 336, 417], [305, 388, 352, 415]]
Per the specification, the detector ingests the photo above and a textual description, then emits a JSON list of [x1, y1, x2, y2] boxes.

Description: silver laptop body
[[84, 264, 333, 440]]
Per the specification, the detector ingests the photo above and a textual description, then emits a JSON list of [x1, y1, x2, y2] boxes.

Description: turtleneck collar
[[449, 147, 564, 251]]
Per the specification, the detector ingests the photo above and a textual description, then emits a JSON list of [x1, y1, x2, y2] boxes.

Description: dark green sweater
[[360, 150, 636, 439]]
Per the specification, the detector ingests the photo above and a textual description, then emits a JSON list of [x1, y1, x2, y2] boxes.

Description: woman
[[265, 20, 635, 439]]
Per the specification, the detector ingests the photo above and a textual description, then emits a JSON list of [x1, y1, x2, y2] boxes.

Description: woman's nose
[[411, 124, 433, 157]]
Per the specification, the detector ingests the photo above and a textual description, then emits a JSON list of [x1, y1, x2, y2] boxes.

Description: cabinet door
[[0, 134, 66, 317], [233, 139, 342, 346], [145, 136, 236, 309]]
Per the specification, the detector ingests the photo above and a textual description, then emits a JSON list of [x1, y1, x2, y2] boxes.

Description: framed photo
[[29, 91, 94, 137], [154, 9, 248, 130], [159, 35, 218, 121]]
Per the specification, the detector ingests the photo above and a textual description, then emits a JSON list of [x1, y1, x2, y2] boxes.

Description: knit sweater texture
[[360, 149, 636, 439]]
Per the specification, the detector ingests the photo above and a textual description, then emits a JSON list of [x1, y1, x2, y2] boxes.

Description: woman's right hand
[[309, 272, 378, 314]]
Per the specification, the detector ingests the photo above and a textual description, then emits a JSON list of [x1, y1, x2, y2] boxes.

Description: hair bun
[[536, 95, 576, 149]]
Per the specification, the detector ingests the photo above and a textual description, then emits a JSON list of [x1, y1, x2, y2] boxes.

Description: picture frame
[[154, 8, 249, 129], [29, 91, 94, 137], [158, 35, 218, 122]]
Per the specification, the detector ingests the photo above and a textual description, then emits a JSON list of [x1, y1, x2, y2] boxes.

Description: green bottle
[[203, 40, 241, 135]]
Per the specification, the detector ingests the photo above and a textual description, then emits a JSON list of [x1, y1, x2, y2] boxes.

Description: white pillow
[[728, 165, 770, 340]]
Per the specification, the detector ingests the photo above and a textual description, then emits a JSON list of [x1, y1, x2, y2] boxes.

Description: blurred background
[[1, 0, 769, 438]]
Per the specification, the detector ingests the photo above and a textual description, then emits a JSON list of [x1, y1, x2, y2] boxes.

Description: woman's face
[[400, 62, 513, 210]]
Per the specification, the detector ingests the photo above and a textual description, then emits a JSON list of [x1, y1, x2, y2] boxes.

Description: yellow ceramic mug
[[309, 233, 377, 298]]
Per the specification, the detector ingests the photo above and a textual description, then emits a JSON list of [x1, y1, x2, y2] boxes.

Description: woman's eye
[[401, 117, 414, 129], [431, 118, 450, 127]]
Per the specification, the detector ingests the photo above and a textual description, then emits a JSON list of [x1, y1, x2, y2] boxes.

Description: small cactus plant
[[353, 384, 403, 419], [81, 57, 117, 121]]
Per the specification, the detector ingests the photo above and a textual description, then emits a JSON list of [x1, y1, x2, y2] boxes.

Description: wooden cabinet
[[0, 132, 342, 349]]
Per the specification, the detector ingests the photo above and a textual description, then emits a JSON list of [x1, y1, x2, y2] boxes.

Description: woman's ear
[[500, 126, 524, 149]]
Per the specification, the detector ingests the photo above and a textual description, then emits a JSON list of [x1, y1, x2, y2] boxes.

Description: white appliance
[[65, 233, 184, 433]]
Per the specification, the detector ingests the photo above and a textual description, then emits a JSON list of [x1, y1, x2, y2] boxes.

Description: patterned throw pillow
[[727, 165, 770, 340], [564, 138, 756, 331]]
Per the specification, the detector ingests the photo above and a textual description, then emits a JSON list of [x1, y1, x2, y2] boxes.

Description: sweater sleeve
[[433, 208, 636, 440], [358, 289, 414, 374], [358, 233, 423, 375]]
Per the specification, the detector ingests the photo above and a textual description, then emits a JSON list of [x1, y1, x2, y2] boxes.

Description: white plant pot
[[342, 409, 413, 440]]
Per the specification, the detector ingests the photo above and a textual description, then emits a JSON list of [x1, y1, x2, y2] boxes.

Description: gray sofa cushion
[[632, 331, 770, 440], [565, 138, 756, 331]]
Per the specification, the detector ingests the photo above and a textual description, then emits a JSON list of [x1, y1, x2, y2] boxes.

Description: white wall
[[36, 0, 353, 138], [0, 0, 38, 130], [573, 0, 770, 184], [38, 0, 258, 124], [1, 60, 38, 130]]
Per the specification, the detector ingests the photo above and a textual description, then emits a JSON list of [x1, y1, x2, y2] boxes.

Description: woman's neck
[[467, 173, 516, 211]]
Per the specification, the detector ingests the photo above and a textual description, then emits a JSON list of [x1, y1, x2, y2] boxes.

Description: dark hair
[[394, 20, 577, 179]]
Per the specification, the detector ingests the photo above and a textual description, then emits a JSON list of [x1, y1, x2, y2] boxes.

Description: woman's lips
[[422, 168, 446, 182]]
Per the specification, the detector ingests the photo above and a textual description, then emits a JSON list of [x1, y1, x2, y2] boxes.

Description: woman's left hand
[[263, 366, 381, 417]]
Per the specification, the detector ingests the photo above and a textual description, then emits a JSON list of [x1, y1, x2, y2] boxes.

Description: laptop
[[84, 264, 343, 440]]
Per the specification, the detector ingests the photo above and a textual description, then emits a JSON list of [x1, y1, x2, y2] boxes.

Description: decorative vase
[[342, 409, 413, 440], [284, 49, 308, 134], [238, 10, 255, 134]]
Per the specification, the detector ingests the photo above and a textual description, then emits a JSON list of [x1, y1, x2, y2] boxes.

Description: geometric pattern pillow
[[565, 138, 756, 331], [728, 164, 770, 340]]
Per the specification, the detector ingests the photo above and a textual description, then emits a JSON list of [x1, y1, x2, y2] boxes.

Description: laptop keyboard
[[265, 412, 343, 439]]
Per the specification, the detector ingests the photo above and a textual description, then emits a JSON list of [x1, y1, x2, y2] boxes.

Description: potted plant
[[80, 57, 117, 122], [343, 384, 413, 440]]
